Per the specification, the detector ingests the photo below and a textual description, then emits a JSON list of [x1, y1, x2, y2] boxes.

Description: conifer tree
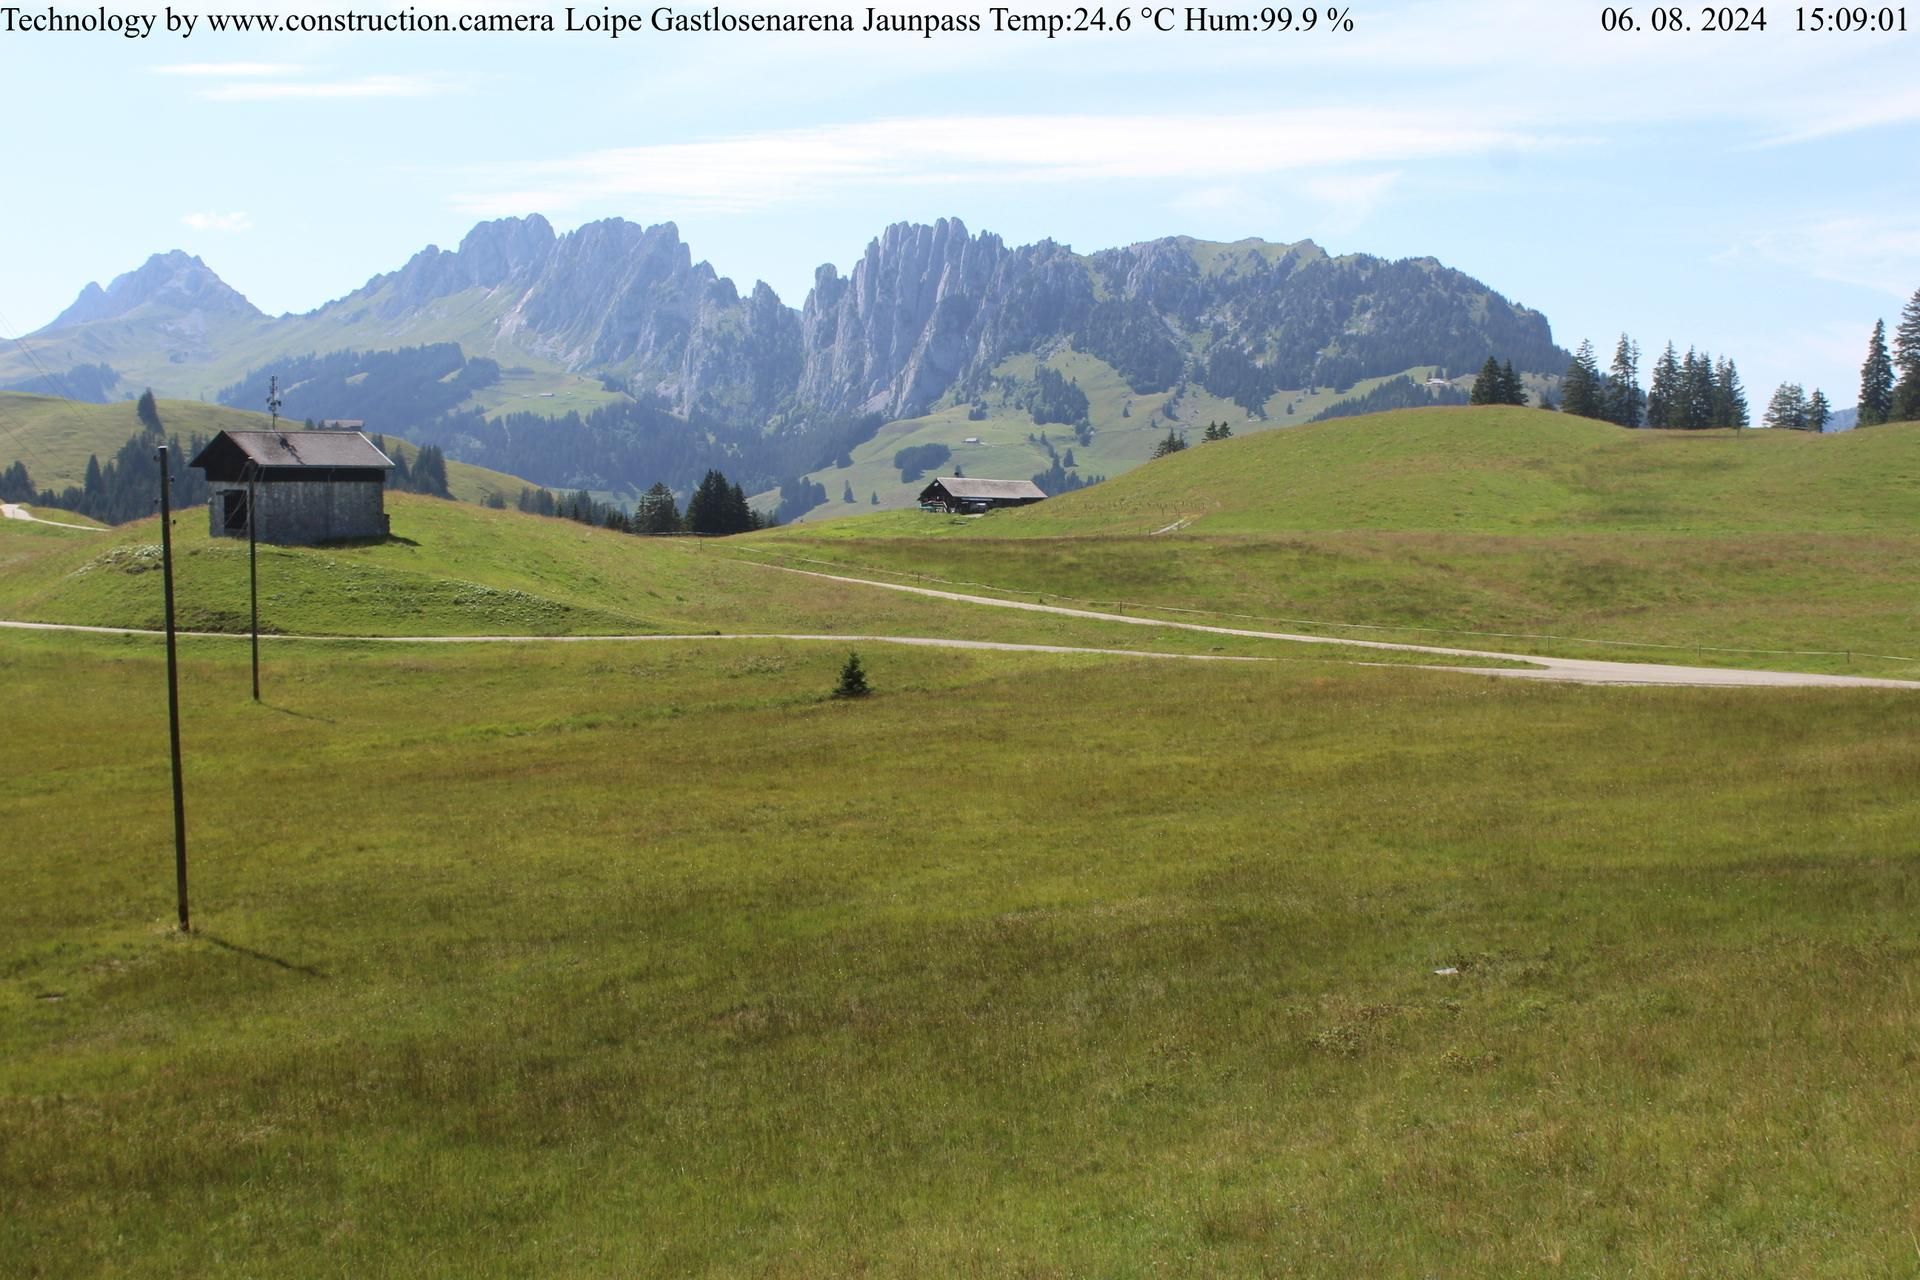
[[1858, 319, 1895, 426], [728, 481, 754, 532], [1892, 286, 1920, 421], [636, 481, 680, 534], [1806, 388, 1832, 433], [1500, 360, 1525, 405], [136, 389, 162, 435], [1560, 341, 1604, 420], [1713, 357, 1749, 428], [685, 469, 733, 534], [1647, 342, 1682, 428], [833, 651, 870, 699], [1606, 336, 1642, 427], [1681, 349, 1716, 429], [1764, 383, 1810, 431], [1470, 357, 1503, 405]]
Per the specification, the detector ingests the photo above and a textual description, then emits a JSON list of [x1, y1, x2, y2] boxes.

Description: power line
[[0, 307, 84, 407]]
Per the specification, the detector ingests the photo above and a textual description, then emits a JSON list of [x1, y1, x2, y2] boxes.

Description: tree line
[[1854, 286, 1920, 427], [4, 392, 211, 523], [515, 468, 773, 536], [1470, 337, 1750, 429]]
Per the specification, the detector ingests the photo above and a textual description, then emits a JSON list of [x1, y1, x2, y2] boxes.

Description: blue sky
[[2, 0, 1916, 407]]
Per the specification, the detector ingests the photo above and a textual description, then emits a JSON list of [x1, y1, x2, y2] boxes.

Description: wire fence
[[732, 548, 1920, 666]]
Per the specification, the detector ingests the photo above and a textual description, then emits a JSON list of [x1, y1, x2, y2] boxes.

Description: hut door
[[222, 489, 250, 533]]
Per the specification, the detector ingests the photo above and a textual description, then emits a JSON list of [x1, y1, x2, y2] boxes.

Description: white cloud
[[182, 211, 254, 233], [200, 75, 452, 102], [1756, 85, 1920, 147], [451, 111, 1548, 217], [1301, 171, 1401, 228], [1744, 216, 1920, 298], [155, 63, 299, 78]]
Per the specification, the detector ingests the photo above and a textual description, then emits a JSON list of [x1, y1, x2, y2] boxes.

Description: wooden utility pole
[[251, 377, 280, 702], [157, 445, 190, 932], [248, 463, 259, 702]]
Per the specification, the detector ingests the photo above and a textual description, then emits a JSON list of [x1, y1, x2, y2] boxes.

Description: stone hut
[[189, 430, 395, 545]]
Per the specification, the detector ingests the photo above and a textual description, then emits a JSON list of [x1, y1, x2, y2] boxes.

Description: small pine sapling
[[834, 651, 871, 699]]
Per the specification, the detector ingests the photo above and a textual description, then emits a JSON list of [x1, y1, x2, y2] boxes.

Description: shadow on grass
[[202, 934, 328, 979], [259, 701, 335, 724], [313, 533, 420, 549]]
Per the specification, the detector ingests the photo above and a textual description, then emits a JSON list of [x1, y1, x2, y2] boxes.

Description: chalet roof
[[190, 430, 394, 472], [922, 476, 1047, 501]]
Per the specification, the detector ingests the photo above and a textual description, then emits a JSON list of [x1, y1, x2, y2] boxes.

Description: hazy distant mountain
[[44, 249, 263, 331], [6, 215, 1569, 492]]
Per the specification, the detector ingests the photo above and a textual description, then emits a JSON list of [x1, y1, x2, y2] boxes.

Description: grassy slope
[[751, 409, 1920, 676], [0, 392, 533, 506], [0, 494, 1479, 666], [769, 347, 1441, 521], [2, 630, 1915, 1275], [984, 406, 1920, 536]]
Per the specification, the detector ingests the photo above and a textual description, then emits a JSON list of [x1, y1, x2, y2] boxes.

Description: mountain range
[[4, 215, 1570, 508]]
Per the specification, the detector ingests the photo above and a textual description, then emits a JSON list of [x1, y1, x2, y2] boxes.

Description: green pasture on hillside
[[753, 409, 1920, 678], [0, 392, 531, 505], [3, 630, 1916, 1276], [967, 407, 1920, 537], [770, 348, 1447, 521], [0, 497, 1490, 668]]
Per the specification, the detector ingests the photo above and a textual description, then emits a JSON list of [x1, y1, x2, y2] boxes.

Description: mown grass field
[[767, 346, 1445, 522], [3, 628, 1916, 1276], [0, 496, 1487, 667], [753, 409, 1920, 678], [6, 402, 1918, 1275], [0, 392, 531, 505]]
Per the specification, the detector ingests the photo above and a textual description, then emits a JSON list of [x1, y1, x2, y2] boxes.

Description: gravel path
[[753, 565, 1920, 691], [6, 565, 1913, 690], [0, 619, 1259, 663], [0, 503, 99, 531]]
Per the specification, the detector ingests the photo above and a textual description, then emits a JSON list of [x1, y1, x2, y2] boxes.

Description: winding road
[[3, 604, 1914, 688], [0, 503, 99, 531], [747, 564, 1920, 691]]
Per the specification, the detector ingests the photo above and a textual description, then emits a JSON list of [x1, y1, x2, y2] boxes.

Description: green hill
[[0, 392, 535, 508], [0, 493, 1342, 663], [751, 409, 1920, 677], [976, 407, 1920, 537], [765, 347, 1447, 522]]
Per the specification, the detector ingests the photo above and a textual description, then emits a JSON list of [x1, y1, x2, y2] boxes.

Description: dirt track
[[753, 564, 1920, 691]]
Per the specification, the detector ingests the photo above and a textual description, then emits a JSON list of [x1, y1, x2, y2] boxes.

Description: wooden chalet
[[917, 476, 1047, 514], [189, 430, 395, 545]]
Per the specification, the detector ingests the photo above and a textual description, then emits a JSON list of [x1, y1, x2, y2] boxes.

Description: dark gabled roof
[[919, 476, 1047, 501], [190, 430, 394, 472]]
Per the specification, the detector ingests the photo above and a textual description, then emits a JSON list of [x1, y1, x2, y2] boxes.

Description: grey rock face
[[44, 250, 262, 330], [37, 215, 1567, 444]]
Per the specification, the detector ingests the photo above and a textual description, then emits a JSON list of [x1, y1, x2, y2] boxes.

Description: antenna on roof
[[266, 375, 282, 432]]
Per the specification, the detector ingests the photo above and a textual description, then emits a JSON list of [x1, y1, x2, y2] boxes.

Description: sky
[[1, 0, 1916, 408]]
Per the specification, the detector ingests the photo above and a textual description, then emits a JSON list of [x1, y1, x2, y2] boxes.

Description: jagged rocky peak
[[454, 213, 556, 283], [798, 217, 1022, 418], [372, 213, 559, 311], [42, 250, 260, 331]]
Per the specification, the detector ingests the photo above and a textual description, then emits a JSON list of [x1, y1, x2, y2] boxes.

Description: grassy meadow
[[0, 497, 1488, 667], [0, 391, 531, 505], [752, 409, 1920, 678], [5, 402, 1919, 1275], [765, 347, 1448, 521], [4, 628, 1918, 1276]]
